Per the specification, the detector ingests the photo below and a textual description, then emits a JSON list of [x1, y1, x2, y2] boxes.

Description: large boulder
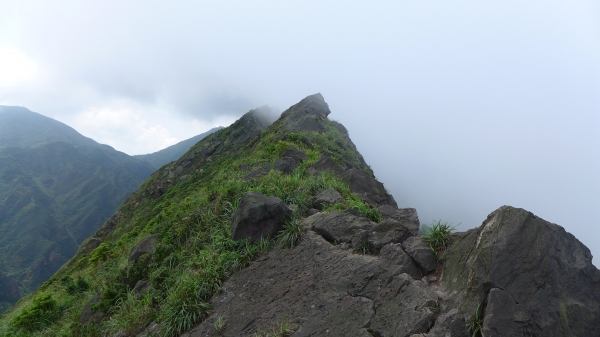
[[245, 146, 307, 179], [369, 273, 439, 337], [80, 292, 104, 324], [231, 192, 292, 242], [341, 169, 397, 207], [402, 236, 438, 273], [312, 188, 344, 210], [441, 205, 600, 337], [308, 156, 345, 176], [368, 218, 414, 252], [311, 212, 373, 246], [378, 205, 420, 236], [379, 243, 422, 280], [282, 145, 307, 162], [129, 234, 159, 263]]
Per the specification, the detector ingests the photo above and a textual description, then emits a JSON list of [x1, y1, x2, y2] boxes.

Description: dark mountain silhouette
[[0, 106, 154, 313]]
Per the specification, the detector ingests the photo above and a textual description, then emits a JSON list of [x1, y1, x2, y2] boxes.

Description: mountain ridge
[[1, 94, 598, 337], [133, 127, 224, 170]]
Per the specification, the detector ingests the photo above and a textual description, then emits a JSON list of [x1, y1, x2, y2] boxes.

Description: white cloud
[[72, 101, 179, 155], [0, 46, 37, 86]]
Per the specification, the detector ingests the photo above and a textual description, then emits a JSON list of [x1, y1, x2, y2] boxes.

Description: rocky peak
[[278, 93, 332, 133]]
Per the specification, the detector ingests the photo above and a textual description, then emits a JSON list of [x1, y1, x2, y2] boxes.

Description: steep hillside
[[134, 127, 223, 170], [0, 106, 155, 312], [2, 95, 596, 337], [0, 94, 396, 336]]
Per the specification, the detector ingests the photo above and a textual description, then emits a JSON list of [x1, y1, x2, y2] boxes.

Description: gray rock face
[[368, 218, 414, 253], [133, 280, 151, 296], [482, 288, 531, 337], [278, 93, 331, 133], [308, 156, 345, 176], [282, 145, 307, 162], [402, 236, 438, 273], [243, 164, 272, 181], [312, 211, 416, 256], [187, 230, 432, 337], [311, 212, 373, 245], [128, 234, 158, 263], [231, 192, 292, 242], [427, 309, 469, 337], [379, 243, 422, 280], [79, 292, 104, 324], [370, 273, 438, 337], [244, 146, 307, 179], [378, 205, 420, 236], [441, 205, 600, 337], [273, 156, 299, 174], [313, 188, 344, 210], [341, 168, 397, 207]]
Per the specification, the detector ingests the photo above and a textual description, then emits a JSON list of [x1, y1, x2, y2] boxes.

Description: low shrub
[[10, 293, 63, 332]]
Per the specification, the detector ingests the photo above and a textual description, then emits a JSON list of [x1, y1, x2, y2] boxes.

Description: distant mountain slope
[[0, 106, 155, 312], [134, 127, 223, 169]]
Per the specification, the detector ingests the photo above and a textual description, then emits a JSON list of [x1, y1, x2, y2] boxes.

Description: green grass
[[253, 318, 295, 337], [466, 303, 485, 337], [213, 314, 226, 333], [0, 112, 378, 336], [422, 220, 456, 254], [276, 219, 305, 248]]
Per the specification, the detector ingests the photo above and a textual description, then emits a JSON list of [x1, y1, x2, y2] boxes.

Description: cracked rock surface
[[186, 219, 432, 337], [184, 204, 600, 337]]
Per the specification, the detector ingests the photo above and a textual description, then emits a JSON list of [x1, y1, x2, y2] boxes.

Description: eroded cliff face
[[438, 206, 600, 337]]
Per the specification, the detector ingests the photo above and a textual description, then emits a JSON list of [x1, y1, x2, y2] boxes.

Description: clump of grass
[[253, 318, 295, 337], [213, 315, 227, 333], [106, 291, 155, 336], [353, 241, 371, 255], [422, 220, 456, 253], [276, 219, 304, 248], [429, 300, 441, 313], [466, 303, 485, 337], [321, 196, 381, 222]]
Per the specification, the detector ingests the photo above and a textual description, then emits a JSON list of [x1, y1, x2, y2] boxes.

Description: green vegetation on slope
[[0, 106, 155, 312], [0, 98, 378, 336], [134, 127, 223, 170]]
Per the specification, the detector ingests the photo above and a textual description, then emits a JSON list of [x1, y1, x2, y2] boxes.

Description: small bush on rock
[[422, 220, 456, 252]]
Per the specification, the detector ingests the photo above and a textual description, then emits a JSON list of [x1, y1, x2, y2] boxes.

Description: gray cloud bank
[[0, 1, 599, 263]]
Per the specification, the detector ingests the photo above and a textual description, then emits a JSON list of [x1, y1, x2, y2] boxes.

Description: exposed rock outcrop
[[341, 168, 397, 208], [128, 234, 158, 263], [307, 156, 345, 176], [231, 192, 292, 242], [440, 205, 600, 337], [402, 236, 438, 273], [187, 230, 434, 337], [312, 188, 344, 210], [187, 204, 600, 337]]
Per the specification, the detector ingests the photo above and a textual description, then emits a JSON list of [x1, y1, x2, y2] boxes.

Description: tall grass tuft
[[276, 219, 305, 248]]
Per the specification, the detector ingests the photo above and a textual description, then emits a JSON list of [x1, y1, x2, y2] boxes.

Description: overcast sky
[[1, 1, 599, 264]]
